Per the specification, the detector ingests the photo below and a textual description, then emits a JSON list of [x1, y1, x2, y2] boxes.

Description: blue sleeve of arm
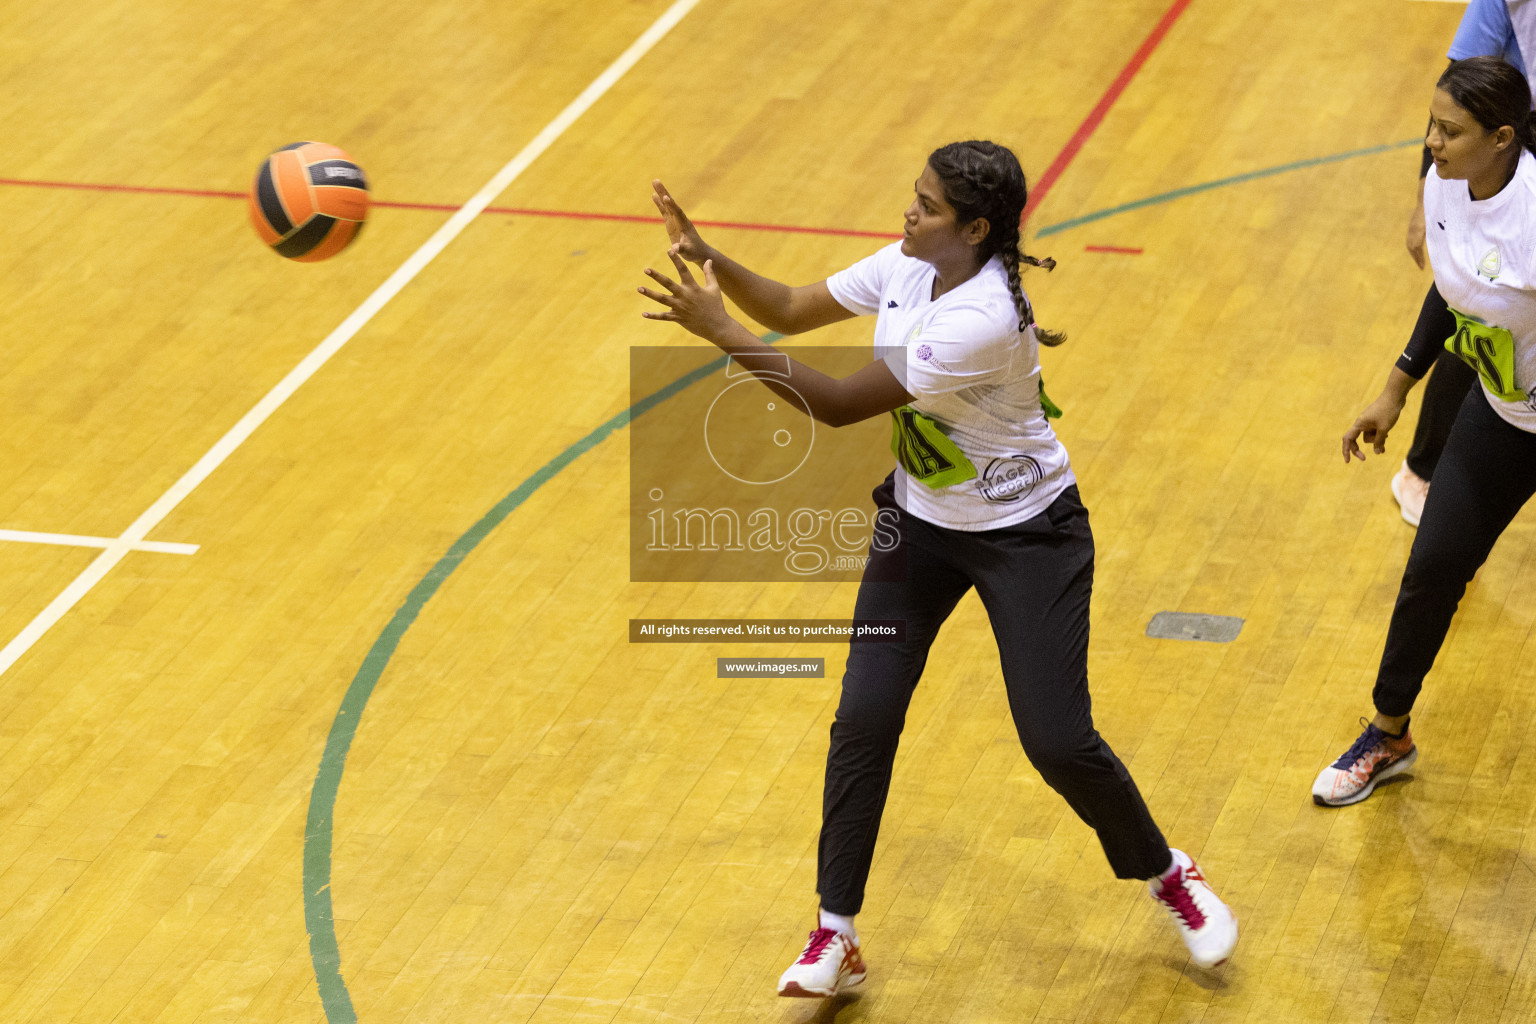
[[1448, 0, 1516, 60]]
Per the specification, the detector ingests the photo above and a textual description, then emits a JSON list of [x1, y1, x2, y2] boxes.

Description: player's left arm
[[640, 252, 913, 427]]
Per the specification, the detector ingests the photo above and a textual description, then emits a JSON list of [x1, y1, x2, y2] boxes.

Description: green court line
[[1033, 137, 1421, 237], [301, 340, 770, 1024], [300, 135, 1424, 1024]]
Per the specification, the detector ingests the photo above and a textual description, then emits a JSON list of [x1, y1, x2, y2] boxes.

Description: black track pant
[[817, 476, 1171, 916], [1405, 284, 1479, 482], [1374, 390, 1536, 716]]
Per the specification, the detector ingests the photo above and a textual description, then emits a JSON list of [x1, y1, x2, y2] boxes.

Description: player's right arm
[[651, 180, 856, 335]]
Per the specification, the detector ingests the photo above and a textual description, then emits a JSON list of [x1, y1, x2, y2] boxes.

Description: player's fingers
[[661, 193, 692, 225], [668, 248, 696, 284], [703, 259, 718, 288], [1342, 425, 1363, 463], [641, 310, 679, 321], [644, 267, 680, 292], [637, 285, 679, 307]]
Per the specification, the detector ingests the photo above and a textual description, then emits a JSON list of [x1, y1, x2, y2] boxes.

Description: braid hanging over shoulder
[[998, 223, 1065, 346]]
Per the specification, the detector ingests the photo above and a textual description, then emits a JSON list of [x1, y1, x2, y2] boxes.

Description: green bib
[[1039, 377, 1062, 420], [889, 406, 977, 489], [1446, 307, 1528, 403]]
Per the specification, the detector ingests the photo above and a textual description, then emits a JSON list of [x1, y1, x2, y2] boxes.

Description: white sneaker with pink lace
[[1149, 849, 1237, 968], [777, 927, 866, 997]]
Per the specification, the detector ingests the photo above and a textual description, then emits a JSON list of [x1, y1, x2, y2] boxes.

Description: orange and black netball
[[248, 142, 369, 262]]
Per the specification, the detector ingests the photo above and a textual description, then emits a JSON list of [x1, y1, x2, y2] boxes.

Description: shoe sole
[[1312, 747, 1418, 807], [1389, 474, 1422, 528], [778, 973, 866, 998]]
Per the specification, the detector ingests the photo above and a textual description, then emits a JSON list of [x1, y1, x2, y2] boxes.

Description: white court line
[[0, 0, 703, 680], [0, 529, 197, 555]]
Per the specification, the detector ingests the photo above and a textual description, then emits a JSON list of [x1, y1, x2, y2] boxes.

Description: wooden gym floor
[[1, 0, 1531, 1021]]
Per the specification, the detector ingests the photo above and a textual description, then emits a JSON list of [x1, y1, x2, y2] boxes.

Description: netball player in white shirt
[[638, 140, 1238, 994], [1391, 0, 1536, 528], [1319, 56, 1536, 806]]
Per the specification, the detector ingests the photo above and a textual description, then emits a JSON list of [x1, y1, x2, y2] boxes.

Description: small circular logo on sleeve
[[915, 344, 933, 361]]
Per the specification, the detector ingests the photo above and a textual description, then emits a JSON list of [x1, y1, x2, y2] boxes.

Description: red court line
[[1022, 0, 1195, 227], [0, 174, 899, 241], [3, 2, 1195, 248], [4, 0, 1198, 252], [1084, 244, 1143, 254], [0, 177, 245, 201], [484, 206, 900, 239]]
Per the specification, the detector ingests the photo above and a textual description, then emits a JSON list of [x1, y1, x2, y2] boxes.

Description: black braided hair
[[926, 140, 1066, 346], [1438, 56, 1536, 158]]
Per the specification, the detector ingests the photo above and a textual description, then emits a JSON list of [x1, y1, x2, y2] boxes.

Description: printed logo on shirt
[[1479, 245, 1501, 281], [977, 454, 1043, 504], [887, 300, 898, 308], [913, 343, 953, 372], [1436, 221, 1445, 230]]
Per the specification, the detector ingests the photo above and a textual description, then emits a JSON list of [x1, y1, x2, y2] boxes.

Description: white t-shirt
[[826, 242, 1075, 530], [1425, 148, 1536, 432]]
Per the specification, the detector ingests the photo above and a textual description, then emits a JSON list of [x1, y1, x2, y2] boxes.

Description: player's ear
[[964, 217, 991, 248]]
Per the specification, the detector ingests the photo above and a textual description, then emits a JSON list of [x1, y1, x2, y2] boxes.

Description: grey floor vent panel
[[1146, 611, 1244, 643]]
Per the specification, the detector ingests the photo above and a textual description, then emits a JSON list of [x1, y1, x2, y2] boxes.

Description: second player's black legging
[[1402, 283, 1478, 481], [817, 475, 1171, 916], [1374, 389, 1536, 716]]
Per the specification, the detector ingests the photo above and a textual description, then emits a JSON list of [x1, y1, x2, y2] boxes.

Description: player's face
[[902, 165, 982, 265], [1427, 87, 1514, 184]]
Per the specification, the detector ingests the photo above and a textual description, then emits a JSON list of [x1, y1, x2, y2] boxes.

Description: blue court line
[[300, 135, 1423, 1024], [1034, 137, 1422, 237]]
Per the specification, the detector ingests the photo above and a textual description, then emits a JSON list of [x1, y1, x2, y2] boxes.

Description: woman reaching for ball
[[638, 140, 1238, 995], [1318, 57, 1536, 807]]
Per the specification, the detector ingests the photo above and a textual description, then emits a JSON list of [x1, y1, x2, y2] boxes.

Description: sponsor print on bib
[[889, 406, 977, 489], [1445, 307, 1527, 403]]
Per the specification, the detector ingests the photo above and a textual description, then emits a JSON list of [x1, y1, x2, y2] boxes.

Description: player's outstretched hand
[[1342, 393, 1405, 464], [652, 180, 710, 264], [640, 252, 733, 342]]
